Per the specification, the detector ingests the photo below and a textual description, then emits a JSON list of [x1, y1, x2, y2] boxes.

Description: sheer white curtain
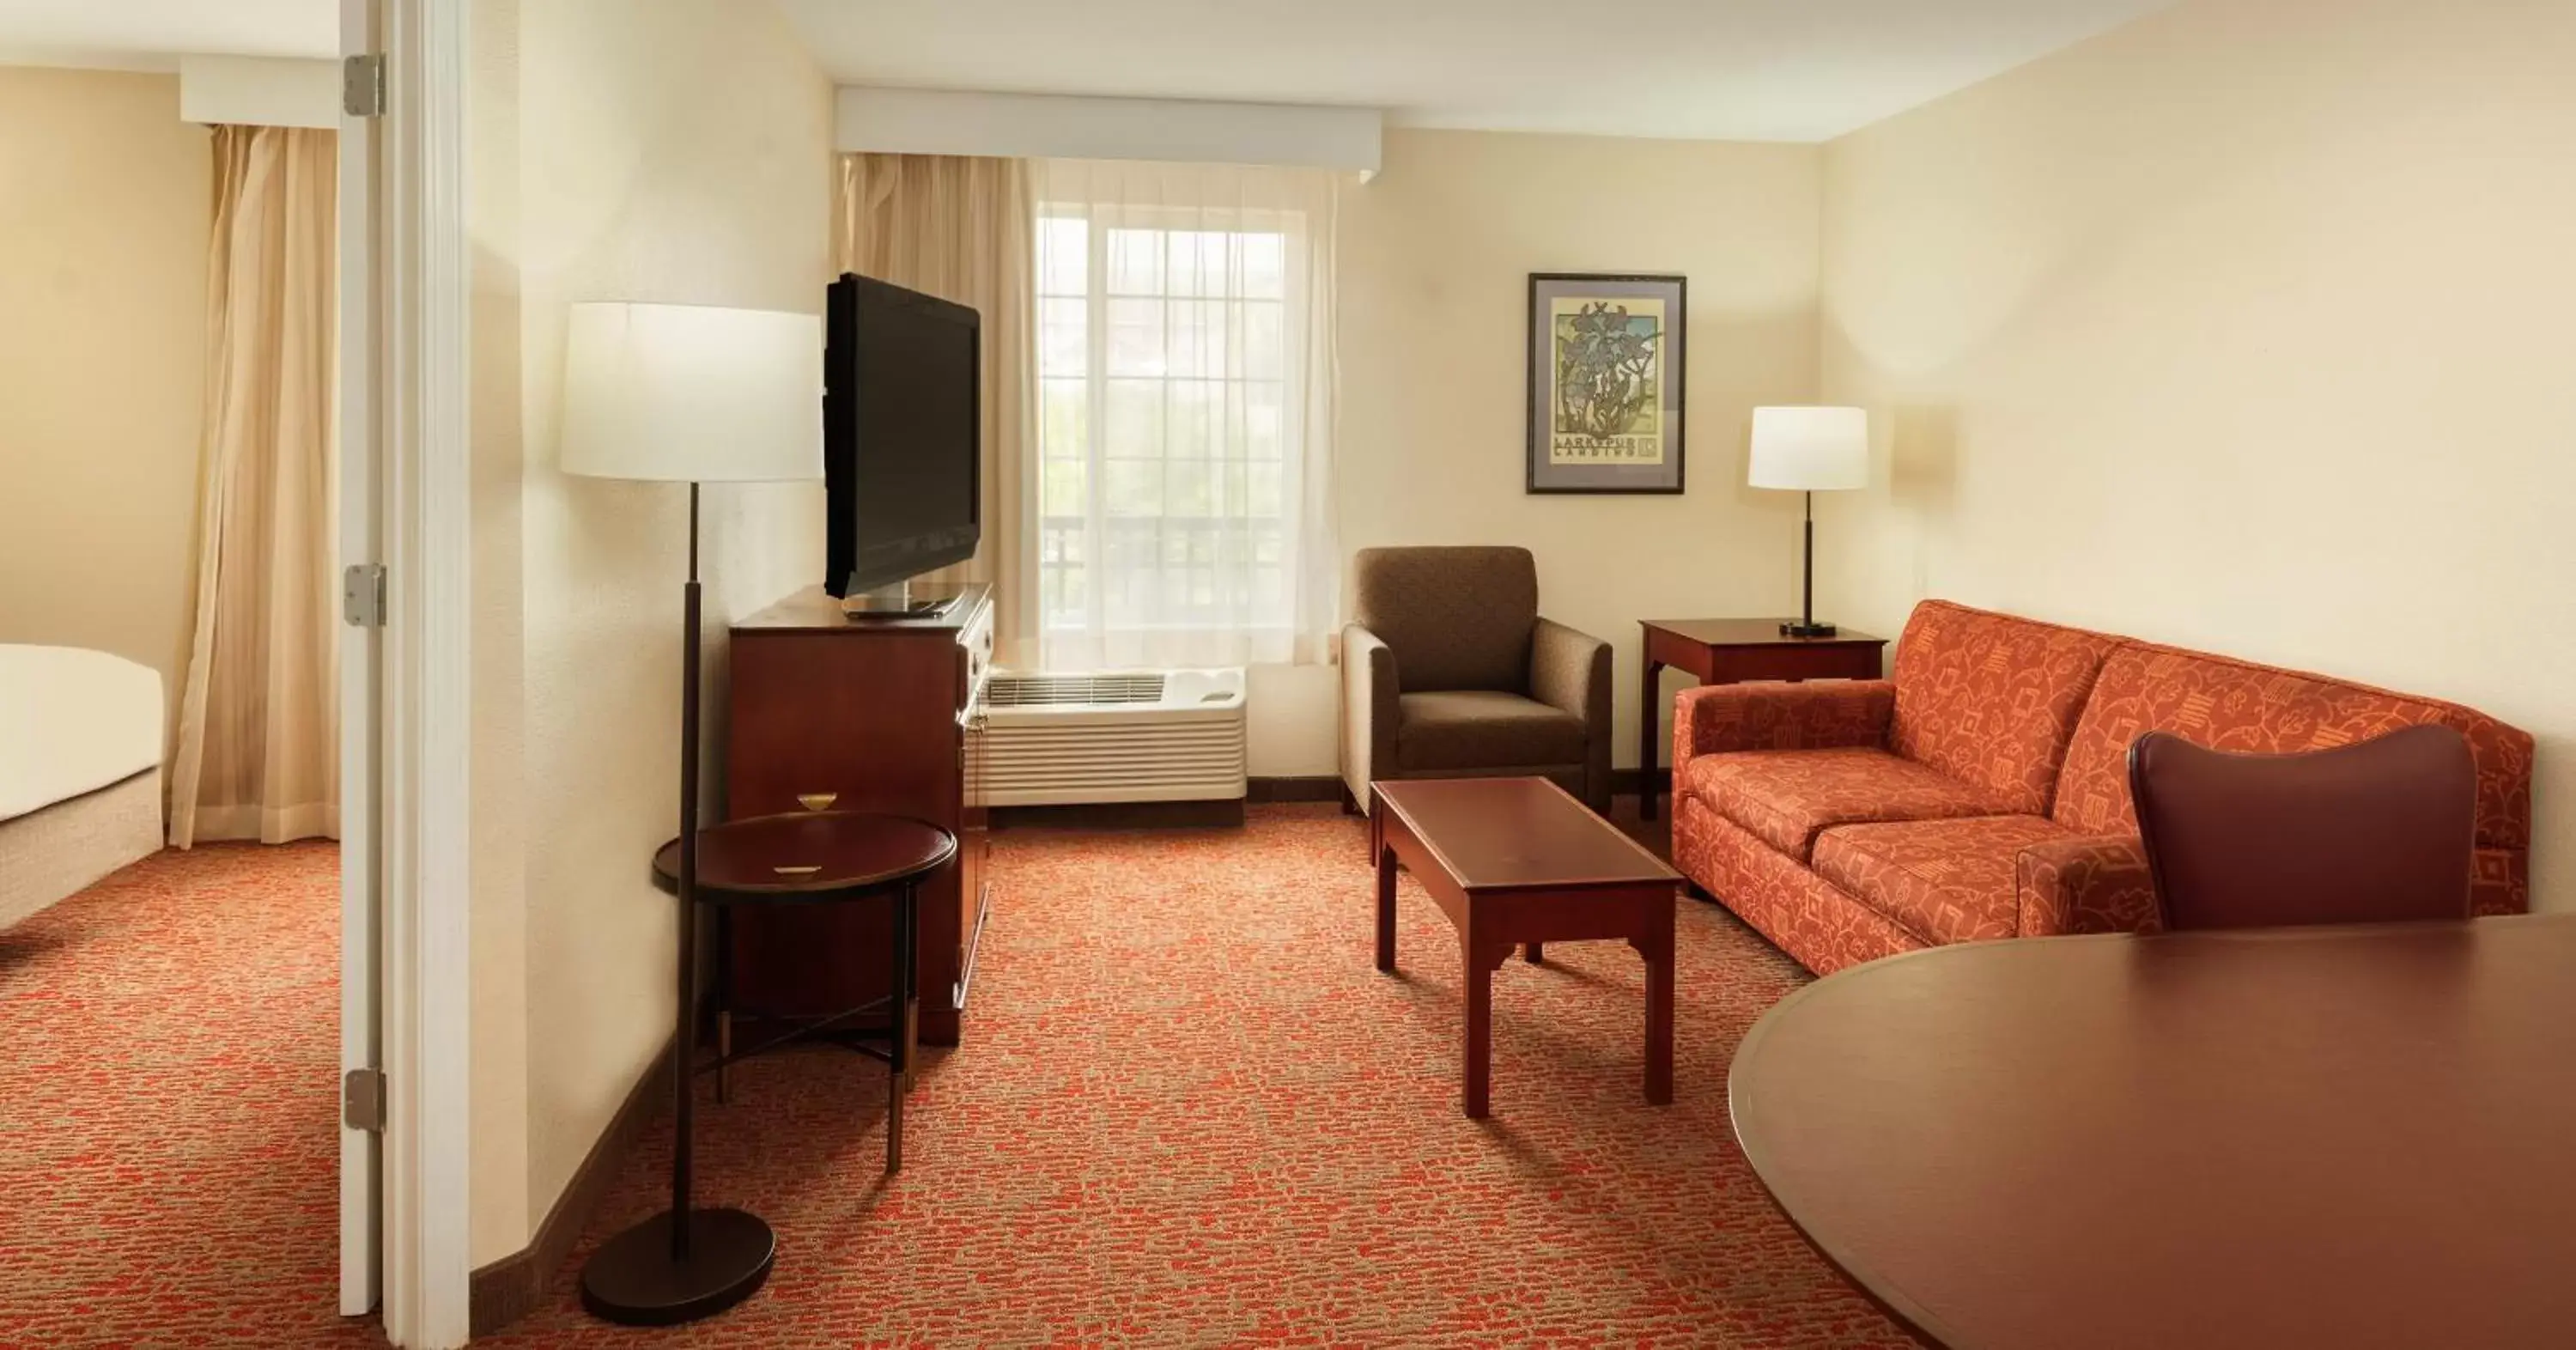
[[1031, 159, 1340, 671]]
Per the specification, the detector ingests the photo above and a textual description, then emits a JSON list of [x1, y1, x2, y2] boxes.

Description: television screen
[[824, 272, 981, 599]]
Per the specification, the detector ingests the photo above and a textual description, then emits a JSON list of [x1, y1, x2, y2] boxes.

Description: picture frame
[[1526, 272, 1687, 495]]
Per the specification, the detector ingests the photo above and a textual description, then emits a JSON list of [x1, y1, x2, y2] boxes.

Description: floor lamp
[[558, 301, 823, 1325], [1748, 406, 1869, 639]]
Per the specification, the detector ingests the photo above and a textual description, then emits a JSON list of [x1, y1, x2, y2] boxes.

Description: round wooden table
[[1728, 915, 2576, 1350], [584, 809, 955, 1327], [653, 809, 957, 1174]]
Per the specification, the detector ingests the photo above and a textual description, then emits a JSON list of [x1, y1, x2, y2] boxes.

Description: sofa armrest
[[1530, 617, 1613, 812], [1340, 623, 1400, 810], [1670, 678, 1894, 785], [2016, 834, 2162, 936]]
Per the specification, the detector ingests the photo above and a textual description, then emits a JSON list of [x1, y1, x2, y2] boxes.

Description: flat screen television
[[823, 271, 981, 604]]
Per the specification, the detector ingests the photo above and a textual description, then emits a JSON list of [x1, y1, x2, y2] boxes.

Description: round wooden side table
[[580, 808, 956, 1327], [655, 808, 958, 1169]]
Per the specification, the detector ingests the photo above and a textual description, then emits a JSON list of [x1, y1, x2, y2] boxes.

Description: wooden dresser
[[724, 583, 992, 1044]]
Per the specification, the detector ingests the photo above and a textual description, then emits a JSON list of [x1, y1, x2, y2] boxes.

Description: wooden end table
[[653, 809, 957, 1174], [1370, 776, 1680, 1119], [1637, 618, 1888, 819]]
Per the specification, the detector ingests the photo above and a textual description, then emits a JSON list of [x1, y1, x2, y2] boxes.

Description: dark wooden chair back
[[2129, 724, 2476, 931]]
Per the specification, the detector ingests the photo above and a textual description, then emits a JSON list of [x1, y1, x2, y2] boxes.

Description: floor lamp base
[[580, 1207, 775, 1326]]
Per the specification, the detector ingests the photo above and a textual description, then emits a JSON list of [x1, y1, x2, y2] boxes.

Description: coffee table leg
[[1462, 939, 1510, 1119], [1375, 822, 1398, 974], [1632, 929, 1674, 1106], [1524, 942, 1543, 964]]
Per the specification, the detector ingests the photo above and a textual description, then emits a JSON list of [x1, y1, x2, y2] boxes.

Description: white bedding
[[0, 645, 164, 823]]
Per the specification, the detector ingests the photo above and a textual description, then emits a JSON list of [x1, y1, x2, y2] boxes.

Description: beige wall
[[468, 0, 835, 1264], [467, 0, 532, 1265], [1818, 0, 2576, 907], [0, 68, 210, 751], [1255, 128, 1826, 775]]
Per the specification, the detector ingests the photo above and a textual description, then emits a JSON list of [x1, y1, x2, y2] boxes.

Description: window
[[1032, 161, 1338, 672]]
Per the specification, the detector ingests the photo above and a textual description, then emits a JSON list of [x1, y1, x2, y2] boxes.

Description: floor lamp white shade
[[560, 301, 824, 483], [1747, 406, 1869, 492]]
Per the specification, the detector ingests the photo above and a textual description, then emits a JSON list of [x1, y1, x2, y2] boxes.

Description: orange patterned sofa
[[1670, 600, 2535, 976]]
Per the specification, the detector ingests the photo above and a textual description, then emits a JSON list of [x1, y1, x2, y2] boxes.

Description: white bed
[[1, 645, 165, 928]]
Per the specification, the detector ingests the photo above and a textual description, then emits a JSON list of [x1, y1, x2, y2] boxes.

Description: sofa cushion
[[1396, 690, 1585, 771], [1685, 747, 2010, 863], [2052, 642, 2537, 851], [1887, 600, 2121, 818], [1814, 815, 2073, 946]]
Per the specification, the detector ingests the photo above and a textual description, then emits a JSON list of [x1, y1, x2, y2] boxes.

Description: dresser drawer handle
[[772, 864, 822, 877], [796, 793, 838, 812]]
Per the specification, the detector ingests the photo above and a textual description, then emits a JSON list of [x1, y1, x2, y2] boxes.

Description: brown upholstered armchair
[[1340, 546, 1613, 816]]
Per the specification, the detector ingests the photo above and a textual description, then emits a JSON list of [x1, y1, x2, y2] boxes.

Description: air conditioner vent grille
[[987, 673, 1167, 708], [974, 668, 1246, 806]]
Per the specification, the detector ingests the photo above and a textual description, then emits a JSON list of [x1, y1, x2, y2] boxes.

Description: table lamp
[[560, 301, 823, 1325], [1747, 406, 1868, 638]]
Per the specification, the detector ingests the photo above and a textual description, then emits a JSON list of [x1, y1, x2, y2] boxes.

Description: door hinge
[[343, 1067, 388, 1132], [343, 53, 386, 119], [343, 563, 387, 627]]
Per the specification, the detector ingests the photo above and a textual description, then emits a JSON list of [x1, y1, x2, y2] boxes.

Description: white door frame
[[337, 0, 386, 1322], [344, 1, 475, 1346]]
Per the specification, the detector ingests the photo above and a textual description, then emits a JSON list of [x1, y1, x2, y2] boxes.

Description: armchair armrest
[[1340, 623, 1400, 810], [1529, 618, 1608, 721], [2015, 834, 2161, 937], [1530, 617, 1613, 812], [1671, 678, 1894, 782]]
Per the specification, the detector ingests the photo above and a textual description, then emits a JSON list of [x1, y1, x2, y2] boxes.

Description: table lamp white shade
[[1748, 405, 1869, 491], [560, 301, 824, 483]]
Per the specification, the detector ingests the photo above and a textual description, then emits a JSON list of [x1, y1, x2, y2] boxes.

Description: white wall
[[0, 68, 209, 753], [467, 0, 835, 1264], [1254, 128, 1826, 776], [1818, 0, 2576, 903]]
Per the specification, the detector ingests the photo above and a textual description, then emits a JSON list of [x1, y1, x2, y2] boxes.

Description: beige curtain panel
[[834, 152, 1040, 668], [168, 125, 339, 848]]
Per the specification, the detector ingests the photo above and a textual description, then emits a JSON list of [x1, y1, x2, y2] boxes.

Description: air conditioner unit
[[974, 669, 1248, 806]]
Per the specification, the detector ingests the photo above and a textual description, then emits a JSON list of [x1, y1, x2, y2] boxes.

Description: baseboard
[[1246, 775, 1345, 803], [992, 799, 1246, 830], [469, 1037, 675, 1335]]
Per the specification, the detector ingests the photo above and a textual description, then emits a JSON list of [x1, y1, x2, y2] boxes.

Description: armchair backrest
[[1351, 546, 1538, 692]]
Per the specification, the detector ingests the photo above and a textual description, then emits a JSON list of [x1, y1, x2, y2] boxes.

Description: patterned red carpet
[[1, 806, 1906, 1347], [0, 841, 372, 1349]]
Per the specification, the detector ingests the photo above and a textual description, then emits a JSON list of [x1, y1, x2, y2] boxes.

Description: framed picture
[[1526, 272, 1687, 495]]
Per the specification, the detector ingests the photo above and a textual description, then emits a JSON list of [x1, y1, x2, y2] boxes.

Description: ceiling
[[775, 0, 2175, 143], [0, 0, 332, 71]]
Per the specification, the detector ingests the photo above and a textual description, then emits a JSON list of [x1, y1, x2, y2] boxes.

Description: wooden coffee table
[[1370, 776, 1679, 1119]]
